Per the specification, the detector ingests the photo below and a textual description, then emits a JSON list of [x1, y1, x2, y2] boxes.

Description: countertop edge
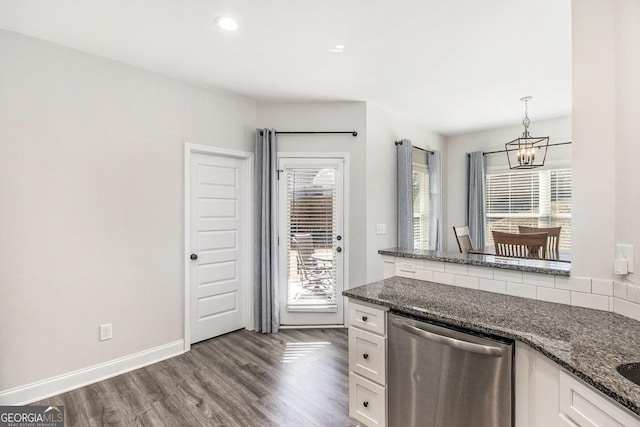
[[379, 248, 571, 276], [344, 289, 640, 416]]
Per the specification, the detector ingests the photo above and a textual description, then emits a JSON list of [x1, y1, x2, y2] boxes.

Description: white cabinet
[[348, 301, 387, 427], [515, 341, 562, 427], [515, 341, 640, 427], [559, 371, 640, 427]]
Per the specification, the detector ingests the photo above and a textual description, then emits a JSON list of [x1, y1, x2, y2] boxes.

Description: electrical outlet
[[99, 323, 112, 341], [400, 261, 416, 273], [616, 244, 634, 273]]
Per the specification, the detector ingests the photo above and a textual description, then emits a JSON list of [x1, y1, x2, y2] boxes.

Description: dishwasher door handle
[[391, 318, 504, 357]]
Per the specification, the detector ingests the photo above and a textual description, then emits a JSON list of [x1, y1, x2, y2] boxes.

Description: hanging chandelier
[[505, 96, 549, 169]]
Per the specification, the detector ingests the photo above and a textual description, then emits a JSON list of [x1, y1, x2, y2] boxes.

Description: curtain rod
[[259, 130, 357, 137], [468, 141, 572, 156], [394, 140, 435, 154]]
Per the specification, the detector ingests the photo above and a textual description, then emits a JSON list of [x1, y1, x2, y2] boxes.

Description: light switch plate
[[376, 224, 386, 235], [616, 244, 634, 273]]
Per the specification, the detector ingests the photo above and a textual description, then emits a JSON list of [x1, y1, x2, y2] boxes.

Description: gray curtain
[[397, 139, 414, 250], [254, 129, 279, 333], [428, 150, 442, 251], [466, 151, 486, 249]]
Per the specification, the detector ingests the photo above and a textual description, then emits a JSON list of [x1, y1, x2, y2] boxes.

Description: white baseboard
[[279, 324, 346, 329], [0, 340, 184, 405]]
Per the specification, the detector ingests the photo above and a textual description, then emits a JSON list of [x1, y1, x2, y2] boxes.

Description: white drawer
[[349, 327, 386, 385], [349, 373, 386, 427], [349, 302, 386, 335]]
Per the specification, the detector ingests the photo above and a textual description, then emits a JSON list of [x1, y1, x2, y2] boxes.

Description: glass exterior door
[[278, 157, 344, 325]]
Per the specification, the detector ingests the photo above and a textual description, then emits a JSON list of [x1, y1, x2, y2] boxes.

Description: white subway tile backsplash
[[627, 284, 640, 304], [614, 281, 628, 299], [455, 275, 479, 289], [555, 276, 591, 293], [414, 269, 434, 282], [468, 266, 494, 279], [613, 298, 640, 322], [571, 292, 609, 311], [396, 270, 415, 279], [383, 257, 640, 323], [478, 279, 507, 294], [445, 263, 468, 275], [537, 287, 571, 305], [506, 282, 537, 299], [433, 272, 455, 286], [494, 269, 523, 283], [591, 279, 613, 296], [383, 261, 395, 279], [422, 260, 445, 272], [523, 272, 555, 288]]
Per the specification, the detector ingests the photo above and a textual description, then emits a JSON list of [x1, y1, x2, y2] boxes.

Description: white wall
[[572, 0, 640, 284], [445, 117, 572, 252], [256, 102, 368, 290], [614, 0, 640, 284], [365, 104, 444, 282], [0, 30, 256, 392]]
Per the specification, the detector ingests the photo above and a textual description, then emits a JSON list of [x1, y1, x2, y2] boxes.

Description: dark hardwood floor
[[33, 328, 358, 426]]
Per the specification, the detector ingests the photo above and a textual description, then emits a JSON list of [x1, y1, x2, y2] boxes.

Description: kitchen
[[1, 0, 639, 426]]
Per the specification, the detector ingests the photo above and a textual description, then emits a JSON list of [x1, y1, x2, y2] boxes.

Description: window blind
[[412, 164, 430, 251], [485, 169, 572, 250], [285, 168, 337, 309]]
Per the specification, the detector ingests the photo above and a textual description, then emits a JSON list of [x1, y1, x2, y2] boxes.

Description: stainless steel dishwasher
[[388, 313, 514, 427]]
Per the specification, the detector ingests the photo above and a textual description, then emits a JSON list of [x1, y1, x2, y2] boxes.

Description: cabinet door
[[559, 372, 640, 427], [349, 327, 386, 385]]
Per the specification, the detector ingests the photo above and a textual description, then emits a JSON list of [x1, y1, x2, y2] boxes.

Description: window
[[413, 163, 430, 250], [485, 168, 572, 251]]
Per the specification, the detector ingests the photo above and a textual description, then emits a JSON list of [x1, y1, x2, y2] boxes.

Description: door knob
[[363, 353, 369, 359], [362, 316, 368, 321], [336, 247, 342, 253], [190, 254, 198, 260], [363, 401, 369, 408], [337, 235, 342, 241]]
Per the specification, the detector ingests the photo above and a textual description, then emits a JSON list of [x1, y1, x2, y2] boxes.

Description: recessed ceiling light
[[331, 44, 345, 53], [215, 16, 239, 32]]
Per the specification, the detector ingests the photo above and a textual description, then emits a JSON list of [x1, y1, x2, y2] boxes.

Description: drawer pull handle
[[363, 401, 369, 408], [363, 353, 369, 359], [362, 316, 368, 321]]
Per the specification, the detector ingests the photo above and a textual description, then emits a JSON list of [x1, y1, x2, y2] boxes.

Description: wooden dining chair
[[519, 226, 561, 260], [453, 226, 473, 253], [492, 230, 548, 259]]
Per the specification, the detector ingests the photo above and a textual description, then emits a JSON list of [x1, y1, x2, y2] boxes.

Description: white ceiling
[[0, 0, 572, 135]]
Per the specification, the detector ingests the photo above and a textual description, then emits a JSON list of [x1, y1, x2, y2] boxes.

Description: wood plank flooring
[[33, 328, 358, 427]]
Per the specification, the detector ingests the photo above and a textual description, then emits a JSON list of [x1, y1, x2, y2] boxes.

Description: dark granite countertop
[[379, 247, 570, 276], [343, 277, 640, 417]]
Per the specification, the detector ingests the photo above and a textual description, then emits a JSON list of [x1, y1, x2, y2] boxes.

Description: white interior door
[[278, 156, 345, 326], [189, 152, 245, 343]]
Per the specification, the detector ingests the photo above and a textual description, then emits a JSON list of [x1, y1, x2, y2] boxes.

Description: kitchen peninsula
[[344, 277, 640, 427], [379, 247, 570, 276]]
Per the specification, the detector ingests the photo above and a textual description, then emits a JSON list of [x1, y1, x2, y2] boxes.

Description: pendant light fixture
[[505, 96, 549, 169]]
